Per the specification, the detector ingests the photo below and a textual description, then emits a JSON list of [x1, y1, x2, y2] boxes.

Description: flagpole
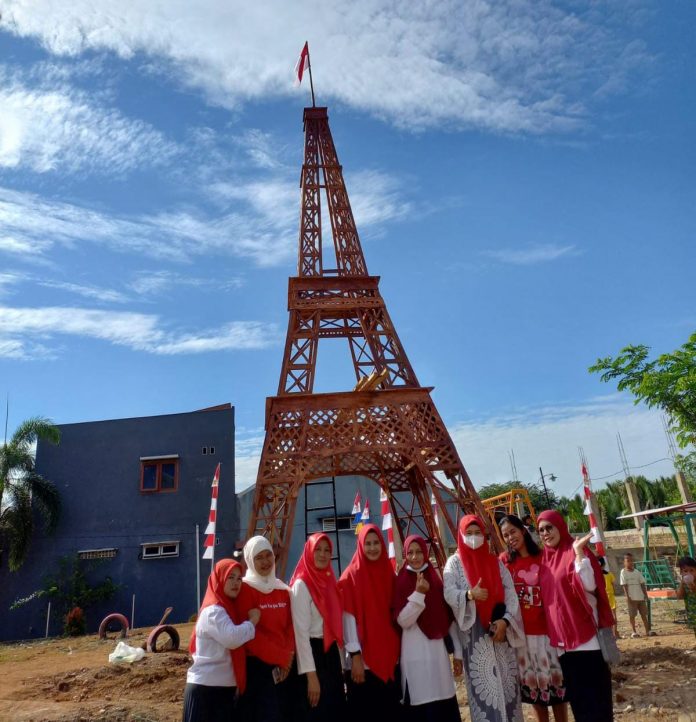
[[211, 463, 219, 573], [195, 523, 201, 607], [305, 42, 316, 107]]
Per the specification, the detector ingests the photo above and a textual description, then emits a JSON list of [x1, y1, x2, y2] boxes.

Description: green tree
[[556, 495, 589, 533], [589, 333, 696, 473], [11, 554, 118, 636], [0, 417, 61, 570]]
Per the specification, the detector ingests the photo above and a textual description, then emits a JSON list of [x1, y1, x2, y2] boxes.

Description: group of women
[[183, 509, 615, 722]]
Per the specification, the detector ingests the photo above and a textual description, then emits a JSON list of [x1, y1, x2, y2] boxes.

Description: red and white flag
[[581, 462, 605, 556], [380, 487, 396, 569], [294, 41, 310, 85], [202, 463, 220, 560]]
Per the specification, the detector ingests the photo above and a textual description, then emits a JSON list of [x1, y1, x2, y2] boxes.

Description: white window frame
[[77, 548, 117, 560], [141, 541, 180, 559], [321, 516, 356, 532]]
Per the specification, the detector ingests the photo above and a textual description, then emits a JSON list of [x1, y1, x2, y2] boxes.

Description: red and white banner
[[581, 462, 605, 556], [202, 463, 220, 560], [294, 41, 309, 85], [380, 487, 396, 569]]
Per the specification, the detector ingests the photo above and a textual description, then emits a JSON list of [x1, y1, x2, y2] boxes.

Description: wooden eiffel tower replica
[[249, 106, 487, 574]]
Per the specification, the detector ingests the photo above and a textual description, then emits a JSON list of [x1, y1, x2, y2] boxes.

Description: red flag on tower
[[581, 462, 605, 557], [294, 42, 310, 85], [202, 463, 220, 561]]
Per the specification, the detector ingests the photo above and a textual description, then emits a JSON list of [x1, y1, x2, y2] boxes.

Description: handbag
[[596, 626, 621, 666]]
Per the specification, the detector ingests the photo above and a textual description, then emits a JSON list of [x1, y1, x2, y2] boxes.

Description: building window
[[322, 516, 355, 532], [141, 541, 180, 559], [77, 548, 117, 560], [210, 446, 215, 455], [202, 447, 208, 455], [140, 456, 179, 493]]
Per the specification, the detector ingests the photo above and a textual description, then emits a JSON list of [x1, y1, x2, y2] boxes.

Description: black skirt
[[559, 649, 612, 722], [402, 682, 461, 722], [345, 666, 400, 722], [293, 638, 346, 722], [238, 655, 295, 722], [182, 682, 237, 722]]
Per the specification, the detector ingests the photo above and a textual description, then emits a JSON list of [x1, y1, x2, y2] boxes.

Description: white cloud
[[1, 1, 650, 133], [233, 395, 678, 497], [0, 66, 177, 174], [0, 305, 279, 359], [482, 243, 579, 266], [449, 396, 675, 498], [38, 280, 130, 304], [128, 270, 244, 296]]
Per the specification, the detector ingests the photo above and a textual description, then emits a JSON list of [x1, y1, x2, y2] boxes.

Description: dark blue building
[[236, 475, 386, 577], [0, 404, 237, 642]]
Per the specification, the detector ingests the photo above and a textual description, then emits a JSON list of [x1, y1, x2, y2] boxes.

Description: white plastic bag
[[108, 640, 145, 664]]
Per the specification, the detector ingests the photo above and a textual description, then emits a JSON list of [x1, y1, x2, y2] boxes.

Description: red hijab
[[537, 510, 615, 649], [189, 558, 247, 692], [289, 532, 344, 650], [457, 514, 505, 629], [394, 535, 452, 639], [338, 524, 400, 682]]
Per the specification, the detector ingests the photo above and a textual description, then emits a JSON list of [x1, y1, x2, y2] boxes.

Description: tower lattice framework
[[249, 106, 487, 574]]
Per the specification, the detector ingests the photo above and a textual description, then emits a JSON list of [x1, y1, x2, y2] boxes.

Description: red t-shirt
[[503, 553, 547, 636], [236, 584, 294, 667]]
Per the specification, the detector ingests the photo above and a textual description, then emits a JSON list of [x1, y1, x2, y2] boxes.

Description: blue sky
[[0, 0, 694, 500]]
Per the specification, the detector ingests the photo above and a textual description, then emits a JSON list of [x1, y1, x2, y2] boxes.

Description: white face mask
[[683, 573, 695, 584], [463, 534, 484, 550]]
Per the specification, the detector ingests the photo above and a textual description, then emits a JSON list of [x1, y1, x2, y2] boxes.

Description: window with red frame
[[140, 458, 179, 493]]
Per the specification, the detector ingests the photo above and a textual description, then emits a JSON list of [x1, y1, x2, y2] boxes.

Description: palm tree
[[0, 417, 61, 570]]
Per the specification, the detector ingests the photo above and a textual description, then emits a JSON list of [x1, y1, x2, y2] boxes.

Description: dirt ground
[[1, 598, 694, 722]]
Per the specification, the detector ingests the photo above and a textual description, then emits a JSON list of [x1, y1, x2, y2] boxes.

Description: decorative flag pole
[[294, 41, 316, 107], [352, 492, 362, 534], [202, 463, 221, 570], [580, 453, 606, 557], [380, 487, 396, 569]]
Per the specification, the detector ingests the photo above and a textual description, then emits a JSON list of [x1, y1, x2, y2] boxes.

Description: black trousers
[[182, 682, 236, 722], [559, 649, 613, 722], [345, 667, 400, 722], [403, 682, 461, 722]]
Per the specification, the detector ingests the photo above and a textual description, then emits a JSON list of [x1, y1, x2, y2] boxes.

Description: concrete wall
[[0, 406, 237, 642]]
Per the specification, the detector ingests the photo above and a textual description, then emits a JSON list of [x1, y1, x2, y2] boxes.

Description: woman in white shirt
[[184, 558, 260, 722], [393, 535, 461, 722], [289, 532, 346, 721], [537, 510, 614, 722]]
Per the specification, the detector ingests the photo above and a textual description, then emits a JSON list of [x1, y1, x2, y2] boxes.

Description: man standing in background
[[620, 552, 654, 638]]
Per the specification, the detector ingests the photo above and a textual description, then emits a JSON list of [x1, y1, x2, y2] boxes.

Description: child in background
[[598, 557, 619, 638], [676, 556, 696, 637]]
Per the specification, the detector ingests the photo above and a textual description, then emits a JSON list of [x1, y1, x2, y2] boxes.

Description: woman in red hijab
[[289, 533, 346, 721], [443, 515, 523, 722], [393, 534, 461, 721], [184, 558, 260, 722], [536, 510, 614, 722], [338, 523, 401, 718]]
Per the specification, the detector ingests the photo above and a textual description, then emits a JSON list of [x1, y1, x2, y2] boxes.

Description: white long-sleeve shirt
[[290, 578, 325, 674], [396, 590, 461, 705], [186, 605, 256, 687], [564, 557, 600, 653]]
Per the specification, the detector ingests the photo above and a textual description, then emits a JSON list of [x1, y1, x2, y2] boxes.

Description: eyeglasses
[[538, 525, 555, 534]]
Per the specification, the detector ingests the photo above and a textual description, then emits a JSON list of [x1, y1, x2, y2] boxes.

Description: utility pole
[[539, 467, 551, 509]]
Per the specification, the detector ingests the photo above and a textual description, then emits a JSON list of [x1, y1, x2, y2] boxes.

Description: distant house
[[0, 405, 237, 642]]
